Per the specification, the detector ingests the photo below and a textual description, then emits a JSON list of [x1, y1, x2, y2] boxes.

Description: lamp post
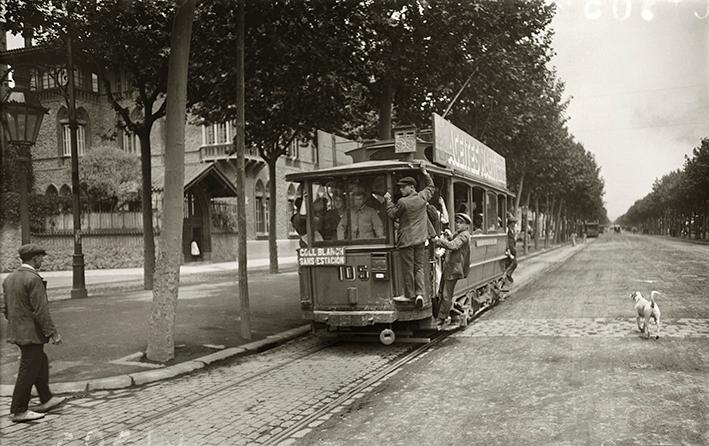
[[0, 69, 48, 244]]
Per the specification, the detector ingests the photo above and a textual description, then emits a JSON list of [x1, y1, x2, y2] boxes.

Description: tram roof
[[285, 160, 512, 195]]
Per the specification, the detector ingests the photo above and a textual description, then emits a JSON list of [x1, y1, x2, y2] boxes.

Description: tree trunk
[[514, 170, 525, 214], [523, 191, 531, 255], [554, 200, 564, 244], [545, 194, 553, 249], [377, 81, 395, 141], [235, 0, 251, 340], [533, 195, 540, 251], [139, 131, 155, 290], [267, 157, 279, 274], [146, 0, 195, 363]]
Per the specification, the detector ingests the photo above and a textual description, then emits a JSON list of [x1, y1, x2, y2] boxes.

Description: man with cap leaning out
[[384, 161, 435, 308], [1, 244, 65, 422], [434, 213, 472, 331], [504, 212, 518, 284]]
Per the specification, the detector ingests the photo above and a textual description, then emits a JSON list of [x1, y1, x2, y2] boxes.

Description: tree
[[146, 0, 196, 363], [189, 0, 360, 273], [2, 0, 177, 290], [76, 146, 140, 211]]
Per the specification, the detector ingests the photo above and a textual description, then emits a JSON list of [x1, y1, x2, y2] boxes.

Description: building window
[[61, 124, 86, 157], [42, 71, 56, 89], [122, 130, 140, 154], [255, 180, 270, 234], [202, 121, 234, 146], [91, 73, 99, 93]]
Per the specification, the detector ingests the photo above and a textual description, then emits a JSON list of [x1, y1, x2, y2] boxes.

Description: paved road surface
[[0, 234, 706, 445]]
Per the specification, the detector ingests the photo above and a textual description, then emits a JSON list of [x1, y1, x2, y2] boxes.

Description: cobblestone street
[[0, 337, 415, 445], [0, 234, 706, 446]]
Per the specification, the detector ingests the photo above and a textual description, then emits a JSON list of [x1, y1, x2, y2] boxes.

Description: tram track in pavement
[[267, 331, 450, 445], [83, 339, 338, 446], [82, 321, 469, 445]]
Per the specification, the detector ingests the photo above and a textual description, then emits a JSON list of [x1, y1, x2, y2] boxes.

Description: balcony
[[199, 143, 264, 173]]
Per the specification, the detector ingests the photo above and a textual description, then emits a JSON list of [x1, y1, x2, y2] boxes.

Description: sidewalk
[[0, 256, 299, 302], [0, 242, 583, 397]]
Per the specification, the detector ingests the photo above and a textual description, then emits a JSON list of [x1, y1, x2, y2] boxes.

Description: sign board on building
[[393, 125, 417, 153], [298, 247, 346, 266], [431, 113, 507, 189]]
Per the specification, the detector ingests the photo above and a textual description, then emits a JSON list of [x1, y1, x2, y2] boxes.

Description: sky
[[5, 1, 708, 221], [549, 0, 709, 220]]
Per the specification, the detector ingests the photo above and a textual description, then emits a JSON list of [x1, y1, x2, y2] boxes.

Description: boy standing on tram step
[[1, 244, 66, 423], [504, 211, 518, 284], [384, 161, 435, 308], [434, 213, 472, 331]]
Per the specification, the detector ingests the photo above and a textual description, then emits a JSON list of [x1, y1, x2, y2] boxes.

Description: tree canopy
[[617, 138, 708, 238]]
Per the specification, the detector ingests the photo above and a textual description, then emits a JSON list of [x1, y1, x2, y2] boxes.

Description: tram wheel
[[379, 328, 396, 345]]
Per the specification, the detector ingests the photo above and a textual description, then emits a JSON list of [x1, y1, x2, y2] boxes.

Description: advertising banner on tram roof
[[432, 113, 507, 189]]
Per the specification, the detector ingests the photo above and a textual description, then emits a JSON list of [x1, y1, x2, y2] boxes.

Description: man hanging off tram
[[384, 161, 435, 308]]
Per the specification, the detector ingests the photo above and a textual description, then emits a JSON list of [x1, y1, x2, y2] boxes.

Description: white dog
[[630, 291, 661, 339]]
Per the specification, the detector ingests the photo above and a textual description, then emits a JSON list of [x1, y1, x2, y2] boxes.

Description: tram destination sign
[[432, 113, 507, 189], [298, 247, 346, 266]]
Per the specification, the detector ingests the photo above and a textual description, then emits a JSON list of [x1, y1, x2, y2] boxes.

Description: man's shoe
[[506, 275, 514, 284], [415, 295, 425, 309], [439, 320, 459, 331], [393, 295, 413, 303], [9, 410, 45, 423], [35, 396, 66, 413]]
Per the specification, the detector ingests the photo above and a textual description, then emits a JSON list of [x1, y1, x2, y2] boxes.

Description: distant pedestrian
[[434, 213, 472, 330], [384, 161, 435, 308], [1, 244, 65, 422], [504, 212, 518, 284], [190, 240, 201, 258]]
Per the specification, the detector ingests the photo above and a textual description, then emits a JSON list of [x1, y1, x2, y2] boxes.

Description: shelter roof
[[152, 162, 237, 197]]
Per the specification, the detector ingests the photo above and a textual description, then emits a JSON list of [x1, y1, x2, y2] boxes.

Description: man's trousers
[[10, 344, 53, 414], [399, 243, 426, 299]]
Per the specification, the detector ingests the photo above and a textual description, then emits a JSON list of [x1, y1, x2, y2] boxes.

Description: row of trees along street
[[617, 138, 709, 240], [2, 0, 608, 361]]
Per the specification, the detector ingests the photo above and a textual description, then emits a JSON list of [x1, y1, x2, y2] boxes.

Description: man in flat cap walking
[[1, 244, 65, 422], [384, 162, 435, 308]]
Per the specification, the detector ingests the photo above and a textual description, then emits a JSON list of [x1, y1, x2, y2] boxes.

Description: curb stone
[[0, 324, 311, 397]]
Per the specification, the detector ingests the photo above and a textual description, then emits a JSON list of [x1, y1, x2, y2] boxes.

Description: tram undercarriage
[[309, 276, 508, 345]]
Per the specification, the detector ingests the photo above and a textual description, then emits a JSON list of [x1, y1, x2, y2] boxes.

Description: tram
[[285, 113, 514, 344], [585, 221, 600, 238]]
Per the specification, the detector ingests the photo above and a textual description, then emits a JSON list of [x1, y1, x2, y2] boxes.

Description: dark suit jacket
[[437, 229, 471, 280], [1, 266, 57, 345], [386, 173, 435, 248]]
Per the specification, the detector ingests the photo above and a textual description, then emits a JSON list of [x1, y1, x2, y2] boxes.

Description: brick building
[[0, 39, 356, 266]]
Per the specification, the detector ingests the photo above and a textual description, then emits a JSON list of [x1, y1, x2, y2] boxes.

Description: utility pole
[[66, 34, 87, 299], [235, 0, 251, 340]]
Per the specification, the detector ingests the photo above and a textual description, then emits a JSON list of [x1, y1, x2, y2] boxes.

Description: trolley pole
[[235, 0, 251, 340]]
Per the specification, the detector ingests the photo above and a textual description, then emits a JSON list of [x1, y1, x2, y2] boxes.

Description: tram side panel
[[455, 233, 507, 297]]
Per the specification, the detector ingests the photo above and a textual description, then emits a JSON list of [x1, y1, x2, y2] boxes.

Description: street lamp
[[0, 83, 48, 244]]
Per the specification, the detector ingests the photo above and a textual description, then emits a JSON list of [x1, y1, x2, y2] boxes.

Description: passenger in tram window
[[337, 190, 383, 240], [434, 213, 472, 331], [291, 197, 308, 247], [472, 212, 484, 233], [324, 194, 345, 240], [504, 211, 518, 284], [384, 162, 435, 308]]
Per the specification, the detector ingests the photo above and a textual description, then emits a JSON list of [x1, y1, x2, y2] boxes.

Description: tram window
[[471, 187, 484, 232], [453, 182, 470, 226], [309, 176, 387, 244], [486, 190, 498, 232], [497, 194, 507, 233]]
